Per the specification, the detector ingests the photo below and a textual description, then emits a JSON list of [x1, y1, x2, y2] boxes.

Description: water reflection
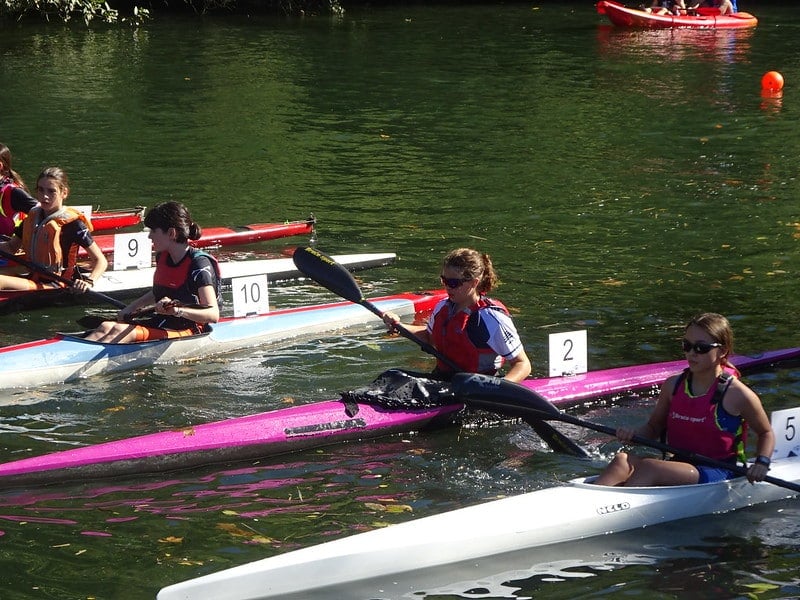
[[595, 25, 754, 63]]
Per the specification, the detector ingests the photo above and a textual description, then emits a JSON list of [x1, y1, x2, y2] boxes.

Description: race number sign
[[231, 274, 270, 317], [771, 407, 800, 460], [548, 330, 588, 377], [113, 232, 152, 270]]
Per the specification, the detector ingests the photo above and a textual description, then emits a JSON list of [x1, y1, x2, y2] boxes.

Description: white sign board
[[231, 274, 270, 317], [113, 232, 153, 270], [771, 407, 800, 460], [73, 205, 93, 220], [548, 330, 588, 377]]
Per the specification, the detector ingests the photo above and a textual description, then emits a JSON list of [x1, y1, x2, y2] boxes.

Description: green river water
[[1, 2, 800, 598]]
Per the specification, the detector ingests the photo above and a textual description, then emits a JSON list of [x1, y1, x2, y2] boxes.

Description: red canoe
[[88, 206, 145, 231], [82, 216, 316, 257], [596, 1, 758, 29]]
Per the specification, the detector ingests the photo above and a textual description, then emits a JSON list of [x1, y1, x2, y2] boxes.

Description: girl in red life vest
[[0, 143, 37, 237], [383, 247, 531, 383], [0, 166, 107, 293], [595, 312, 774, 487], [85, 202, 221, 344]]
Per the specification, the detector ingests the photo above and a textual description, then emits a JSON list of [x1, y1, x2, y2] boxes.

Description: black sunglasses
[[440, 275, 471, 289], [682, 339, 722, 354]]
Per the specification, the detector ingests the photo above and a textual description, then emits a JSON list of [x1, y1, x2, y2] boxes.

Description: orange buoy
[[761, 71, 784, 92]]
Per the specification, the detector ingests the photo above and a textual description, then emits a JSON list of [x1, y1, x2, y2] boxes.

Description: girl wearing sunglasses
[[595, 312, 774, 487], [382, 247, 531, 382]]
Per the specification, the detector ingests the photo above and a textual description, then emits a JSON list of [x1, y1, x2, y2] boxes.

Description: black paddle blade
[[451, 374, 589, 458], [292, 247, 364, 305], [450, 373, 561, 418]]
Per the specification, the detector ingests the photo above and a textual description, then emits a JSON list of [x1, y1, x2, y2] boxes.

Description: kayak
[[157, 452, 800, 599], [0, 252, 397, 312], [596, 1, 758, 29], [87, 206, 145, 231], [0, 289, 446, 392], [79, 217, 316, 257], [0, 345, 796, 487]]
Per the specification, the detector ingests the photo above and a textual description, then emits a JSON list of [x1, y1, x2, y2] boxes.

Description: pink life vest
[[666, 370, 747, 463]]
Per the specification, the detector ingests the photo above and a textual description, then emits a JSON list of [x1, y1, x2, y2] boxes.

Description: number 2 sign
[[548, 330, 588, 377]]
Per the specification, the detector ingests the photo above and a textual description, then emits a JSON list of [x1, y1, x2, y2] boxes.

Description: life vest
[[666, 369, 747, 464], [429, 297, 511, 375], [0, 180, 26, 237], [152, 248, 222, 305], [20, 206, 92, 280]]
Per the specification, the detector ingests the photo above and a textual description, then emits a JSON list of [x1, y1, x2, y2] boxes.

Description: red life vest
[[667, 370, 747, 463], [0, 181, 26, 236], [429, 297, 511, 375], [20, 206, 92, 280], [153, 248, 221, 304]]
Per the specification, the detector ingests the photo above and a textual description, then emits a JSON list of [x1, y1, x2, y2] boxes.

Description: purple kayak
[[0, 346, 797, 487]]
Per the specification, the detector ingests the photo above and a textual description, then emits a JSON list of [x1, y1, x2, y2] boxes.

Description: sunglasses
[[440, 275, 471, 289], [681, 339, 723, 354]]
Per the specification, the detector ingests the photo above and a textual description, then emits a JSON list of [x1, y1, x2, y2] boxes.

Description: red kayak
[[82, 216, 316, 257], [89, 206, 145, 231], [596, 1, 758, 29]]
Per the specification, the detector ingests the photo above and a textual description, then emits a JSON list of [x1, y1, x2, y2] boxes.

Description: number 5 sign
[[548, 330, 587, 377], [771, 407, 800, 460]]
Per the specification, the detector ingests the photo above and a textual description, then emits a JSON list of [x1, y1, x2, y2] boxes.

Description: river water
[[1, 2, 800, 598]]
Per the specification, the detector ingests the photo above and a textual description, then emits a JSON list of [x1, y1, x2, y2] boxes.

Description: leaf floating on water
[[600, 278, 626, 287], [222, 510, 239, 516], [104, 406, 126, 413], [181, 428, 196, 437], [365, 343, 380, 352], [281, 396, 297, 405], [363, 502, 386, 512], [158, 536, 184, 544], [742, 583, 779, 594], [216, 523, 274, 544], [384, 504, 413, 514]]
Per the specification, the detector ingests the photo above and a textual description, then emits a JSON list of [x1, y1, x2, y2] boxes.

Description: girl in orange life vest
[[595, 313, 774, 487], [84, 202, 220, 344], [382, 248, 532, 383], [0, 166, 107, 293], [0, 143, 38, 237]]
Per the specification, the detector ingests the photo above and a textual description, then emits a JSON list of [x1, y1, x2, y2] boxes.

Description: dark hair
[[442, 247, 498, 295], [0, 143, 28, 190], [37, 166, 69, 193], [144, 201, 202, 243], [686, 312, 735, 367]]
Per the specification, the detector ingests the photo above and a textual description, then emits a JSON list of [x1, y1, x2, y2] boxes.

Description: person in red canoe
[[688, 0, 735, 14], [382, 247, 531, 382], [85, 201, 221, 343], [0, 143, 38, 237], [644, 0, 686, 15], [0, 166, 107, 293], [595, 312, 774, 487]]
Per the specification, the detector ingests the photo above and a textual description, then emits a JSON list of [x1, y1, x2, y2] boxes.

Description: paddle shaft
[[0, 247, 126, 309], [466, 396, 800, 495], [292, 247, 589, 458]]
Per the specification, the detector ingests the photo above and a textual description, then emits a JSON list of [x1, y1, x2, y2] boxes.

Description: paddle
[[0, 247, 126, 310], [77, 303, 213, 329], [292, 246, 589, 458], [451, 373, 800, 494]]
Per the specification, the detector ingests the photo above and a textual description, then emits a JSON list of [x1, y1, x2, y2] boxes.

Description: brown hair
[[0, 143, 28, 191], [686, 312, 735, 368], [442, 248, 498, 295], [144, 201, 202, 243], [37, 166, 70, 194]]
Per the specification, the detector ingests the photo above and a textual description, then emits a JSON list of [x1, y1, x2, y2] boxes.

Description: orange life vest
[[20, 206, 93, 280]]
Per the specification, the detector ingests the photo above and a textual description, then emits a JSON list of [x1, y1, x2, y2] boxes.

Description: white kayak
[[157, 454, 800, 600]]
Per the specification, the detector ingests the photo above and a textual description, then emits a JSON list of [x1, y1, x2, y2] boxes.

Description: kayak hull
[[597, 1, 758, 29], [0, 252, 396, 312], [157, 458, 800, 600], [0, 290, 445, 391], [0, 346, 797, 487]]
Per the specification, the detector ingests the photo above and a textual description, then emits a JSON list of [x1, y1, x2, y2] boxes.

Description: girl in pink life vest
[[85, 202, 221, 344], [0, 166, 107, 293], [382, 247, 531, 383], [0, 142, 37, 237], [595, 312, 774, 487]]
